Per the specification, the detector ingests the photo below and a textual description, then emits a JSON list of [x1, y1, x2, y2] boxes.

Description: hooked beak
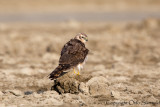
[[85, 38, 88, 41]]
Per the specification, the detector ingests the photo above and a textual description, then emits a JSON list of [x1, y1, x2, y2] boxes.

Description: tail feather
[[49, 64, 70, 80]]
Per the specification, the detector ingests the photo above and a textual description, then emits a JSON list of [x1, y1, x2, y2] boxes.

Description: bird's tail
[[49, 64, 69, 80]]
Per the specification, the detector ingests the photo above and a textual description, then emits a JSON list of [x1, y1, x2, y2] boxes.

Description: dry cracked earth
[[0, 19, 160, 107]]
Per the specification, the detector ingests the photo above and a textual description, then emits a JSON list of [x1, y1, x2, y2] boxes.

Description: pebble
[[24, 91, 33, 95], [111, 91, 120, 99]]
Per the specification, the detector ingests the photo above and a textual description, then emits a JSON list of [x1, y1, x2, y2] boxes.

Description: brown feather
[[49, 39, 89, 80], [59, 39, 89, 66], [49, 64, 70, 80]]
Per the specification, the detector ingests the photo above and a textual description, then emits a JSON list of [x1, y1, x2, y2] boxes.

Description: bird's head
[[74, 33, 88, 43]]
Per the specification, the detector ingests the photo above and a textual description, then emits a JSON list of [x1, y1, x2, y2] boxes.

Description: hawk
[[49, 33, 89, 80]]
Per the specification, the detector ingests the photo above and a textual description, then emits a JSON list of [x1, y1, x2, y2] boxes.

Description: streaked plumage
[[49, 33, 89, 80]]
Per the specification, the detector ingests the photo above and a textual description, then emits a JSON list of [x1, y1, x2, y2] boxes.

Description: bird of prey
[[49, 33, 89, 80]]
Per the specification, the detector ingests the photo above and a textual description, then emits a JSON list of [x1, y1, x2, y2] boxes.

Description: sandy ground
[[0, 19, 160, 106]]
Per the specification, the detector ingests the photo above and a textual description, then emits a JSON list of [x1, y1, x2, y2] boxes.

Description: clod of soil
[[52, 71, 111, 96]]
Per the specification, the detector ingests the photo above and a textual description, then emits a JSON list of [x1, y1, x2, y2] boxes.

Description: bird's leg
[[77, 64, 81, 75], [77, 70, 80, 75], [73, 68, 77, 74]]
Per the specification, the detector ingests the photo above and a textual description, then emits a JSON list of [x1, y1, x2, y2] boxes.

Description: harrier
[[49, 33, 89, 80]]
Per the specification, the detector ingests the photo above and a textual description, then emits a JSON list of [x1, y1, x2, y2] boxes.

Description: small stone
[[37, 88, 47, 94], [24, 91, 33, 95], [111, 91, 120, 99]]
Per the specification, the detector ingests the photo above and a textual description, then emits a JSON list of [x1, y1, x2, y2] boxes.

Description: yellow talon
[[73, 68, 77, 74], [73, 68, 80, 75], [77, 71, 80, 75]]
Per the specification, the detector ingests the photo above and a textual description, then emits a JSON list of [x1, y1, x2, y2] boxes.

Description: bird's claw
[[77, 71, 80, 75], [73, 68, 80, 75]]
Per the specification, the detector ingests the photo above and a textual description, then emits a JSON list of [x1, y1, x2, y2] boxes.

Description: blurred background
[[0, 0, 160, 106], [0, 0, 160, 22]]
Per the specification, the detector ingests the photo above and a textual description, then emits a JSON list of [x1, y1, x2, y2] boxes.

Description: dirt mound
[[52, 72, 111, 96], [51, 72, 90, 94]]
